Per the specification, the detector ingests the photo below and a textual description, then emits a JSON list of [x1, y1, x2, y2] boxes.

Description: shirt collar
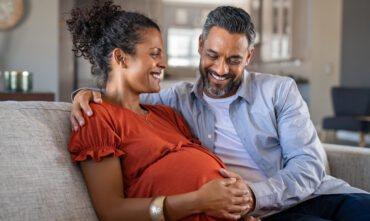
[[191, 69, 254, 104]]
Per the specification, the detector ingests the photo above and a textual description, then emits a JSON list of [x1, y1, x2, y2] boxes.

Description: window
[[167, 28, 202, 67]]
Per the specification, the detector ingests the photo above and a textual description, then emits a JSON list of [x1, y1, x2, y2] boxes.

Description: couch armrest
[[323, 143, 370, 192]]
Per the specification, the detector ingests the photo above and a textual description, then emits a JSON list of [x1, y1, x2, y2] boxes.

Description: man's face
[[198, 26, 254, 98]]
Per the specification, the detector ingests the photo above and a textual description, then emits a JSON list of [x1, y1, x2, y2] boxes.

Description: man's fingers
[[92, 91, 102, 103], [219, 168, 242, 180], [222, 212, 241, 220], [70, 115, 79, 132], [231, 195, 253, 205], [228, 204, 250, 213], [220, 178, 236, 185], [80, 99, 93, 118], [72, 103, 86, 126], [244, 216, 261, 221]]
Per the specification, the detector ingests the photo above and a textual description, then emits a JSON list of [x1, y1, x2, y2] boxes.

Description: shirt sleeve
[[68, 104, 125, 164], [70, 87, 104, 102], [249, 78, 326, 214]]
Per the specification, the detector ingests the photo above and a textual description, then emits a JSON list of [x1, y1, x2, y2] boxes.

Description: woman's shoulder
[[143, 104, 177, 115]]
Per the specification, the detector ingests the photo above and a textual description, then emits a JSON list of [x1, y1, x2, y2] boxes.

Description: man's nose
[[213, 59, 229, 75]]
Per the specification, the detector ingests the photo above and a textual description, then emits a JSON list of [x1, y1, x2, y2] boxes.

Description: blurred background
[[0, 0, 369, 146]]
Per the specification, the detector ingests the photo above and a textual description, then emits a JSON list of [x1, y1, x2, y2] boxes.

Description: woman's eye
[[151, 53, 160, 58]]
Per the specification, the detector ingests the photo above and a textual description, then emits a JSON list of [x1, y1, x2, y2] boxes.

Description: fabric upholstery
[[324, 143, 370, 192], [323, 87, 370, 132], [323, 116, 368, 132], [0, 101, 368, 220], [331, 87, 370, 116], [0, 101, 97, 221]]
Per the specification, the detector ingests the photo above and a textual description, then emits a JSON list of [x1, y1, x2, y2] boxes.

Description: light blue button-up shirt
[[140, 70, 365, 216]]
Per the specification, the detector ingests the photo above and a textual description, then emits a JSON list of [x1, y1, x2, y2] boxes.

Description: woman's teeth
[[152, 73, 161, 79]]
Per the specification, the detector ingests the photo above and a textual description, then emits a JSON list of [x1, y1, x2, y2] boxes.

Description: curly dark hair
[[66, 0, 160, 88]]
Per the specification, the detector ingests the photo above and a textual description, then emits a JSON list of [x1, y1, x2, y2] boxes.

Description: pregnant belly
[[126, 146, 225, 198]]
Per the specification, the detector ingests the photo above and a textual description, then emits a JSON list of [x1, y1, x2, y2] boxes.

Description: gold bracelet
[[149, 196, 166, 221]]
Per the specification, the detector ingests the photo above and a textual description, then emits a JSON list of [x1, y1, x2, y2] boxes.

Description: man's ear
[[198, 34, 203, 54], [245, 48, 254, 66], [112, 48, 127, 68]]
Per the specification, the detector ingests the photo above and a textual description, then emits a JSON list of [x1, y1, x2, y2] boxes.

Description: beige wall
[[249, 0, 343, 130], [310, 0, 342, 128], [0, 0, 59, 99]]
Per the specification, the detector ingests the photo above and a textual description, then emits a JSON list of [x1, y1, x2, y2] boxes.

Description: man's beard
[[201, 69, 242, 97]]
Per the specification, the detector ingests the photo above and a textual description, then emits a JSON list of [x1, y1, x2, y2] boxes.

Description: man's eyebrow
[[229, 55, 243, 59], [206, 49, 218, 54]]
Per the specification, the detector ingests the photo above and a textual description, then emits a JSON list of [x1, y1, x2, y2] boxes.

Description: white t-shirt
[[203, 93, 267, 183]]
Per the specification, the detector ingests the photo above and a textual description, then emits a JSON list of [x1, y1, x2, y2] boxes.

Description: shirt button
[[208, 134, 212, 139]]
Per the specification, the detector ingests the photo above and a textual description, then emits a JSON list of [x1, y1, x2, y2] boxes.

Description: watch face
[[0, 0, 23, 31]]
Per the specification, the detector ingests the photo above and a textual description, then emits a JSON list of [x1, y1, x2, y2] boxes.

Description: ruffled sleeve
[[68, 103, 125, 164]]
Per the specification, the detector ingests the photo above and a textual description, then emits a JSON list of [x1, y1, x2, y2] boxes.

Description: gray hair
[[202, 6, 256, 52]]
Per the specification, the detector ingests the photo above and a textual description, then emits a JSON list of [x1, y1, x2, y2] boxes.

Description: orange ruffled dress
[[69, 101, 226, 220]]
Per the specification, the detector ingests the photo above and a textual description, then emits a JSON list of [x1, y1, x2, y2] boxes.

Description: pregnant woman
[[68, 1, 255, 220]]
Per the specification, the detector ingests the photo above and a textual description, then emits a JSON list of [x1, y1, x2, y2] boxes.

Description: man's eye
[[207, 54, 217, 59], [229, 60, 241, 65]]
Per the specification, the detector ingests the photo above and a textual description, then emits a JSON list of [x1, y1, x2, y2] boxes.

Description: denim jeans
[[263, 193, 370, 221]]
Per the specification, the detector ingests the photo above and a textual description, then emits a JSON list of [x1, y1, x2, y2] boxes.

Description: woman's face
[[124, 28, 167, 94]]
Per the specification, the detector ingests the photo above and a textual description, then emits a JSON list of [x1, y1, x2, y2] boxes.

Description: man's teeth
[[152, 73, 161, 79], [211, 73, 226, 80]]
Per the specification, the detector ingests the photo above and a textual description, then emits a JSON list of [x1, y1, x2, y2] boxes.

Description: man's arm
[[70, 87, 177, 131], [249, 78, 326, 214]]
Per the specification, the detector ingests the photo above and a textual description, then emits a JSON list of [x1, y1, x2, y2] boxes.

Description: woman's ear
[[112, 48, 127, 68]]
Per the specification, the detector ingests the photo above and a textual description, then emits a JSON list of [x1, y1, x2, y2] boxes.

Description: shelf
[[0, 92, 55, 101]]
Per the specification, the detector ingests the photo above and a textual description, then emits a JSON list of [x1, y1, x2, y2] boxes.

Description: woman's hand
[[219, 168, 256, 215], [195, 178, 251, 220], [70, 89, 102, 131]]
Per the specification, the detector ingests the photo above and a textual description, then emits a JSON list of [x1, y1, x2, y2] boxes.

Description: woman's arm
[[81, 156, 249, 221]]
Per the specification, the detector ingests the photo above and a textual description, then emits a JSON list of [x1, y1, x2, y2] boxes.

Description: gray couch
[[1, 101, 369, 220]]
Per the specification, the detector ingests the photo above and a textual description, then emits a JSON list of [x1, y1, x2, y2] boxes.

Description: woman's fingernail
[[87, 111, 92, 116], [74, 126, 78, 131]]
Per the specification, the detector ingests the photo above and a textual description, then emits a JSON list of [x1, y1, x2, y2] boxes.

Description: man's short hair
[[202, 6, 256, 51]]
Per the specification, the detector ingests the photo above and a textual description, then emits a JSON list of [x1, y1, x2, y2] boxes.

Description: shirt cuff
[[249, 181, 277, 212], [70, 87, 104, 102]]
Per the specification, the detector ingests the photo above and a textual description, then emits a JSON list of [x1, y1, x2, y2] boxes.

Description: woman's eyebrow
[[149, 47, 162, 52]]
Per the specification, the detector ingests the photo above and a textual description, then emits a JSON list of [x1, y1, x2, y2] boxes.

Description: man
[[70, 6, 370, 220]]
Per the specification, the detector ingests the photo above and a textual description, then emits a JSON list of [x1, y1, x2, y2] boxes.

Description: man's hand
[[70, 89, 102, 131], [244, 216, 260, 221], [219, 168, 256, 215]]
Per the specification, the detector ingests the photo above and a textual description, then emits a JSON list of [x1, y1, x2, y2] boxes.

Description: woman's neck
[[104, 83, 146, 115]]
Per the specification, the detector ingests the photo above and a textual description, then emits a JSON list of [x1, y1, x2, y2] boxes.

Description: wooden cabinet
[[261, 0, 293, 62], [0, 92, 55, 101]]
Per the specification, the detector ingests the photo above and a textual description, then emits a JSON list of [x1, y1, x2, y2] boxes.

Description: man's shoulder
[[249, 72, 295, 87], [171, 81, 195, 91], [164, 81, 195, 98]]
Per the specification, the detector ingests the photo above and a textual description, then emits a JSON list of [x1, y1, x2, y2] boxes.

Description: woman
[[68, 1, 255, 220]]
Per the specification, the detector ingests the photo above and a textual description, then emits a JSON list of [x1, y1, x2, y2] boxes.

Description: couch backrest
[[0, 101, 97, 221]]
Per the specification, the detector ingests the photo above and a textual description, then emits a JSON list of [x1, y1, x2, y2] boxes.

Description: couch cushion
[[0, 101, 97, 221]]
